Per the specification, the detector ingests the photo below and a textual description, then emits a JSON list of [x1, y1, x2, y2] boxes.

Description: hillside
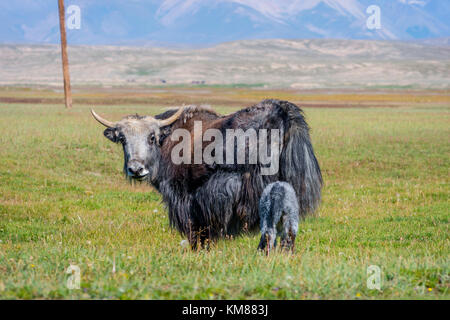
[[0, 39, 449, 89]]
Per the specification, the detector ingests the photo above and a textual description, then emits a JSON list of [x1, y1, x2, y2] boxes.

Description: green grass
[[0, 101, 448, 299]]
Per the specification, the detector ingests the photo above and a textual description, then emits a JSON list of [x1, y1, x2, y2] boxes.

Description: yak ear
[[158, 126, 171, 146], [104, 127, 118, 143]]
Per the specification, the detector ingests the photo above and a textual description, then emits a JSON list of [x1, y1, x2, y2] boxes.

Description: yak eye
[[118, 133, 126, 144], [149, 133, 156, 144]]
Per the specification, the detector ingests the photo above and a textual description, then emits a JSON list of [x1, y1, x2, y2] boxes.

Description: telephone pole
[[58, 0, 72, 109]]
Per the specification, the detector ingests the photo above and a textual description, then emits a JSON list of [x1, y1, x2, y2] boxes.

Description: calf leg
[[279, 214, 298, 252], [258, 230, 276, 255]]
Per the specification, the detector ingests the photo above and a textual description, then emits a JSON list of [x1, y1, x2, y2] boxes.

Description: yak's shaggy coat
[[153, 99, 322, 247]]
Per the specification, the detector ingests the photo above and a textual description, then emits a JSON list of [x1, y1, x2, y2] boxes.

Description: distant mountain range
[[0, 0, 449, 46]]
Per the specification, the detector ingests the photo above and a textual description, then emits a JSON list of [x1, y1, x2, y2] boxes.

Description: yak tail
[[279, 101, 323, 217]]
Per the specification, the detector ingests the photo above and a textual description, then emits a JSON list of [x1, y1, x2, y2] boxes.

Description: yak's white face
[[92, 107, 185, 183], [104, 117, 161, 181]]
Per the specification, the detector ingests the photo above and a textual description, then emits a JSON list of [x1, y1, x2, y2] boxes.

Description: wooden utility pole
[[58, 0, 72, 109]]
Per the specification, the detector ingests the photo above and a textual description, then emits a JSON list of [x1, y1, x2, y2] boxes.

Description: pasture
[[0, 87, 448, 299]]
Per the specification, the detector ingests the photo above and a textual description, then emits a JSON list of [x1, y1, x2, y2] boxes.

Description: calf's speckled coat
[[258, 181, 299, 253]]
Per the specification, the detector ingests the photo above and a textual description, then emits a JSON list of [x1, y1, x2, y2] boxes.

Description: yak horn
[[91, 109, 116, 128], [157, 106, 185, 127]]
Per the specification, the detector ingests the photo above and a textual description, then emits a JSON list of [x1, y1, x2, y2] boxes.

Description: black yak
[[91, 99, 322, 248]]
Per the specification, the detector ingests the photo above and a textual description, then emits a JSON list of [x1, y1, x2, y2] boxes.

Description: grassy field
[[0, 88, 448, 299]]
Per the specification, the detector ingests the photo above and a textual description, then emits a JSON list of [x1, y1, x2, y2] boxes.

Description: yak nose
[[127, 160, 147, 177]]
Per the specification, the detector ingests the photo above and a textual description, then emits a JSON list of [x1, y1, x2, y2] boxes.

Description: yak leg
[[187, 224, 212, 250], [191, 172, 243, 249]]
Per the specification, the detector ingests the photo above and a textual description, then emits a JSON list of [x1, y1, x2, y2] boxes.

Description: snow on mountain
[[0, 0, 448, 45]]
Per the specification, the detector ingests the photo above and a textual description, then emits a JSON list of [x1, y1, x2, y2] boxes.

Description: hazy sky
[[1, 0, 449, 46]]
